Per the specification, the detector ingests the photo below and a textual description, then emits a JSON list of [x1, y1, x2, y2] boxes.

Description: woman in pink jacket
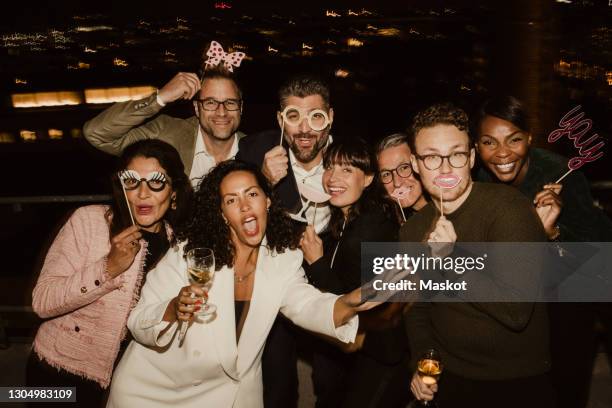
[[27, 140, 192, 407]]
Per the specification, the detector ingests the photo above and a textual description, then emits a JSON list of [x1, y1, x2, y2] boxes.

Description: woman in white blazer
[[108, 160, 382, 408]]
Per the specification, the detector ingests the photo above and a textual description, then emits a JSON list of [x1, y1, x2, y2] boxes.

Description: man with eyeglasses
[[84, 67, 245, 187], [400, 103, 553, 408], [376, 133, 428, 224], [236, 74, 334, 408], [237, 74, 333, 233]]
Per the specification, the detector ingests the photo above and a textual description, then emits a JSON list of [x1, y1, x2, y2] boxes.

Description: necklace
[[234, 269, 254, 284]]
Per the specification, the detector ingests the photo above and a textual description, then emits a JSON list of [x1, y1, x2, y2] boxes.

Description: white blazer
[[107, 241, 358, 408]]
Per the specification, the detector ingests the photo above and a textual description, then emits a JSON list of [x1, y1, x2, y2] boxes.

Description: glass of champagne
[[416, 348, 443, 406], [178, 248, 216, 344], [186, 247, 216, 317]]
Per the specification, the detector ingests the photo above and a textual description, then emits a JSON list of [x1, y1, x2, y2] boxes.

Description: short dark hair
[[474, 95, 530, 143], [177, 160, 300, 270], [278, 74, 330, 109], [409, 103, 469, 151], [109, 140, 193, 240], [323, 139, 393, 239], [199, 63, 243, 100]]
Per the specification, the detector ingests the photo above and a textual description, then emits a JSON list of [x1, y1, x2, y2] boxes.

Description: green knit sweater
[[400, 182, 550, 380]]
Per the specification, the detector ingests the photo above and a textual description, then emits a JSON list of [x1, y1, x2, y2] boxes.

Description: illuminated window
[[0, 132, 15, 143], [20, 130, 37, 141], [48, 129, 64, 139], [84, 86, 156, 104], [12, 92, 82, 108]]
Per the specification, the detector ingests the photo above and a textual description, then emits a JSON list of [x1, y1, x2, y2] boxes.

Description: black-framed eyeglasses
[[195, 98, 242, 111], [379, 163, 413, 184], [118, 170, 170, 192], [414, 152, 470, 170]]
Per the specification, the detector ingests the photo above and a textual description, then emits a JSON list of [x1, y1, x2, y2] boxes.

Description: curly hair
[[177, 160, 301, 270], [323, 139, 393, 239], [108, 140, 193, 240], [409, 103, 469, 151]]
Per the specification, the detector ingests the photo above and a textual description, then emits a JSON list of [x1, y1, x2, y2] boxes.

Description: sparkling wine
[[188, 267, 212, 285], [417, 358, 442, 385]]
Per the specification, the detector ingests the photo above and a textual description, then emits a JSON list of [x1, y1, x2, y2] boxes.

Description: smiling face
[[124, 156, 175, 232], [220, 171, 271, 249], [193, 77, 242, 142], [323, 162, 373, 216], [476, 115, 532, 186], [277, 94, 333, 168], [411, 124, 475, 214], [377, 143, 426, 210]]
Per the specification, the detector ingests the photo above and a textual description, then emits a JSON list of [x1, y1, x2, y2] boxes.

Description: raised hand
[[262, 145, 289, 186], [534, 183, 563, 239], [427, 215, 457, 258], [157, 72, 201, 104], [106, 225, 142, 278], [300, 225, 323, 265]]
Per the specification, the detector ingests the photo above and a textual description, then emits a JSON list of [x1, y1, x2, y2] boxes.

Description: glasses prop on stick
[[289, 183, 331, 227], [278, 105, 330, 146]]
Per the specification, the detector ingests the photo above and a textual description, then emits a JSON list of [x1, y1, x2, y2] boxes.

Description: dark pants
[[262, 315, 298, 408], [26, 352, 105, 408], [434, 370, 556, 408], [312, 340, 411, 408], [549, 303, 598, 408]]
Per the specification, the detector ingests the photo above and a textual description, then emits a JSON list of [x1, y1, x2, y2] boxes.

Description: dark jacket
[[236, 130, 302, 213]]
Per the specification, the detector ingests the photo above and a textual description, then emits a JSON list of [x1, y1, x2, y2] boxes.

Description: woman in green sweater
[[474, 95, 612, 408]]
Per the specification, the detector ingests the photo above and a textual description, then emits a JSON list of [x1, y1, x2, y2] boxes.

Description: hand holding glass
[[178, 248, 216, 344], [415, 349, 443, 406]]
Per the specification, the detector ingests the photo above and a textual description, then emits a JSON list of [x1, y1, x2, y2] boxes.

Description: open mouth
[[326, 186, 346, 197], [242, 216, 259, 237], [136, 205, 154, 215], [295, 137, 314, 148], [493, 161, 517, 173], [433, 174, 461, 189]]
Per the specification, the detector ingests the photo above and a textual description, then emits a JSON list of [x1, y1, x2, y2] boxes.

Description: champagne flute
[[416, 348, 443, 407], [178, 248, 216, 344]]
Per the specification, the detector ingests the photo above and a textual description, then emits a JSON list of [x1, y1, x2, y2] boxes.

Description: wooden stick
[[396, 198, 406, 222], [121, 184, 136, 226], [555, 168, 573, 184], [439, 185, 444, 218]]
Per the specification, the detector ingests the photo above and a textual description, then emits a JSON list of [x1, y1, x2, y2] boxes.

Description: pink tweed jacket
[[31, 205, 168, 388]]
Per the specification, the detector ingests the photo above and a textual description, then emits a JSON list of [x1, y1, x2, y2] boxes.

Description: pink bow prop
[[205, 41, 246, 72]]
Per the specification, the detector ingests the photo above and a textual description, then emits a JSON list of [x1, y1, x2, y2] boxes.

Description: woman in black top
[[300, 139, 410, 408], [474, 95, 612, 408]]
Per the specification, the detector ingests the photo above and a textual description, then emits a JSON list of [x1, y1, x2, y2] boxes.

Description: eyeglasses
[[379, 163, 413, 184], [196, 98, 242, 112], [414, 152, 470, 170], [280, 105, 330, 131], [118, 170, 170, 192]]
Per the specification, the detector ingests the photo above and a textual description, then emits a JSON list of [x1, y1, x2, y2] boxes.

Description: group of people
[[25, 46, 611, 408]]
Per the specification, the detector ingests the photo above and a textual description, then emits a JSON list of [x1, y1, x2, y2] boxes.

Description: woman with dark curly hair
[[107, 160, 386, 408], [300, 139, 411, 408], [28, 140, 192, 408]]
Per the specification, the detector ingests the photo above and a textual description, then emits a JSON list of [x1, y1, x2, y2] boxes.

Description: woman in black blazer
[[300, 139, 411, 408]]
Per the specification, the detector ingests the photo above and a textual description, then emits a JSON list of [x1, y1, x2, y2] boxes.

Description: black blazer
[[304, 208, 408, 364], [236, 130, 302, 213]]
